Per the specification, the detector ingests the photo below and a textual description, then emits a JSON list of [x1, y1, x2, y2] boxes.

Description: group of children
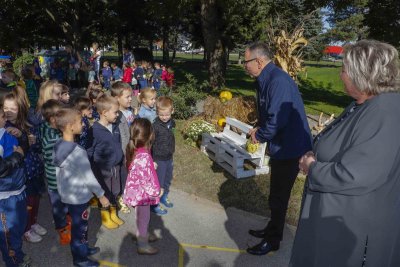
[[0, 63, 176, 267], [96, 60, 174, 93]]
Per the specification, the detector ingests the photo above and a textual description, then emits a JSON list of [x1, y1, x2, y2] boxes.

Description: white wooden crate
[[201, 117, 269, 179]]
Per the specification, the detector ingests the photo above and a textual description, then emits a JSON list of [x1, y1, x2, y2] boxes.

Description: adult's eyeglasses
[[242, 58, 257, 65]]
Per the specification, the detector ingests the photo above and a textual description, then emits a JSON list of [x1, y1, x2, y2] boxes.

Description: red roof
[[324, 46, 343, 54]]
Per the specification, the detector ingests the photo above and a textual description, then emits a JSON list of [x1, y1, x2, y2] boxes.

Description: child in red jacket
[[166, 67, 174, 88], [122, 63, 133, 84]]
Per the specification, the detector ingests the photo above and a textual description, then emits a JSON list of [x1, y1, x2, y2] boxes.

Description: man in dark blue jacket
[[244, 42, 312, 256]]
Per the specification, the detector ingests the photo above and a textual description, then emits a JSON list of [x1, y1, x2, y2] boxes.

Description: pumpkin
[[219, 90, 233, 102], [246, 139, 259, 153], [217, 118, 226, 127]]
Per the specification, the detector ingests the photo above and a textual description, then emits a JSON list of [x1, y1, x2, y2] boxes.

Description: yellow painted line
[[99, 260, 127, 267], [178, 244, 185, 267], [180, 243, 246, 253]]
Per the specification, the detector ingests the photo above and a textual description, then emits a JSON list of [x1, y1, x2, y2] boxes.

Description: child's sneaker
[[137, 245, 159, 255], [24, 229, 42, 243], [57, 225, 71, 245], [19, 255, 32, 267], [118, 196, 131, 214], [89, 197, 99, 208], [160, 194, 174, 208], [151, 205, 167, 216], [31, 223, 47, 236]]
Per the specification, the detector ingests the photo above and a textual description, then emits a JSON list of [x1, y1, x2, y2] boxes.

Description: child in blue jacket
[[86, 95, 125, 229]]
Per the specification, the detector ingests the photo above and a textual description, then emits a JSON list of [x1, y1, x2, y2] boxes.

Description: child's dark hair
[[87, 88, 103, 103], [21, 67, 33, 80], [103, 60, 109, 66], [111, 81, 131, 97], [74, 96, 91, 111], [54, 108, 81, 131], [41, 99, 62, 122], [127, 118, 154, 165], [61, 84, 69, 94]]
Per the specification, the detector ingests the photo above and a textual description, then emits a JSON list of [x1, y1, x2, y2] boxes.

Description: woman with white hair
[[290, 40, 400, 266]]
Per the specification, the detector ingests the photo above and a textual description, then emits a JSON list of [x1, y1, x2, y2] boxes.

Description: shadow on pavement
[[216, 163, 270, 266], [117, 211, 189, 266]]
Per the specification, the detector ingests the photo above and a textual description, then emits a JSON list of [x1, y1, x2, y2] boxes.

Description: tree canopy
[[1, 0, 398, 88]]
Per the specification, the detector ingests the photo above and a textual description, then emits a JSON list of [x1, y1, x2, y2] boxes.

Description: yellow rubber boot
[[89, 197, 99, 208], [110, 206, 124, 226], [101, 208, 119, 229]]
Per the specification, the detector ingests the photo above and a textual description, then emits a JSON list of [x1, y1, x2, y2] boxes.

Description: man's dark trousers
[[264, 157, 300, 246]]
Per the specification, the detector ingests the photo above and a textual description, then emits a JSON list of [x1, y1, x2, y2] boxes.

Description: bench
[[201, 117, 269, 179]]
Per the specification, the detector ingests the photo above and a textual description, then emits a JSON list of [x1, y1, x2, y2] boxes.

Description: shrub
[[13, 53, 35, 75], [170, 73, 208, 119], [182, 119, 217, 147]]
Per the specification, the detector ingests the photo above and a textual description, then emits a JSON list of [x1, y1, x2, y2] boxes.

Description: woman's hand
[[299, 151, 316, 175], [6, 127, 22, 138]]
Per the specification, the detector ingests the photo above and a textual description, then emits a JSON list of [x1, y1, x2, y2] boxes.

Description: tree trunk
[[162, 24, 170, 63], [201, 0, 227, 90], [117, 33, 123, 64], [171, 33, 178, 63]]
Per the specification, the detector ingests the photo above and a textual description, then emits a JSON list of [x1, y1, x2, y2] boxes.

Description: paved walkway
[[24, 188, 295, 267]]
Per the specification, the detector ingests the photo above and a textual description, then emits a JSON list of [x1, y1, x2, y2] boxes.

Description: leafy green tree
[[364, 0, 400, 48], [315, 0, 368, 43]]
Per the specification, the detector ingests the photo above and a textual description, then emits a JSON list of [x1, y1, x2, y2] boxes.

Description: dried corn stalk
[[273, 28, 308, 78]]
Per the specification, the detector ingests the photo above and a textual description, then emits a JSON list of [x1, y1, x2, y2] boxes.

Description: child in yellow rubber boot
[[86, 95, 125, 229], [111, 82, 134, 214]]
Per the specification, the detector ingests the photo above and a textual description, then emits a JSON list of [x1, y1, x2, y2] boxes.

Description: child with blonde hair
[[137, 88, 156, 123], [151, 96, 176, 216], [36, 80, 63, 113]]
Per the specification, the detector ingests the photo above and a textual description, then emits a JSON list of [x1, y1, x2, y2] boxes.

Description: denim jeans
[[67, 203, 90, 263], [155, 159, 173, 194], [0, 191, 27, 267], [48, 189, 69, 229]]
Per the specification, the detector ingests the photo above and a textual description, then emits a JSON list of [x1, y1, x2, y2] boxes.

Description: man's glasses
[[242, 58, 257, 65]]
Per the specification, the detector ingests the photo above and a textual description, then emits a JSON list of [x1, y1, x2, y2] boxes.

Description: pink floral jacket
[[123, 147, 160, 206]]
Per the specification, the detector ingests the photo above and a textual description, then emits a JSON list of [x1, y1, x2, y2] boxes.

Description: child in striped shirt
[[39, 99, 71, 245]]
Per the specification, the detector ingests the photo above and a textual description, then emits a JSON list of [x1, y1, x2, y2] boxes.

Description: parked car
[[184, 49, 204, 54]]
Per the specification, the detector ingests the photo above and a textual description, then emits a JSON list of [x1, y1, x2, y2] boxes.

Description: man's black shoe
[[246, 239, 279, 256], [248, 228, 267, 238], [87, 246, 100, 256], [73, 259, 100, 267]]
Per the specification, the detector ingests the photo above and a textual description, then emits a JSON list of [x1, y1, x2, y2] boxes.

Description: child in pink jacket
[[123, 118, 160, 255]]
